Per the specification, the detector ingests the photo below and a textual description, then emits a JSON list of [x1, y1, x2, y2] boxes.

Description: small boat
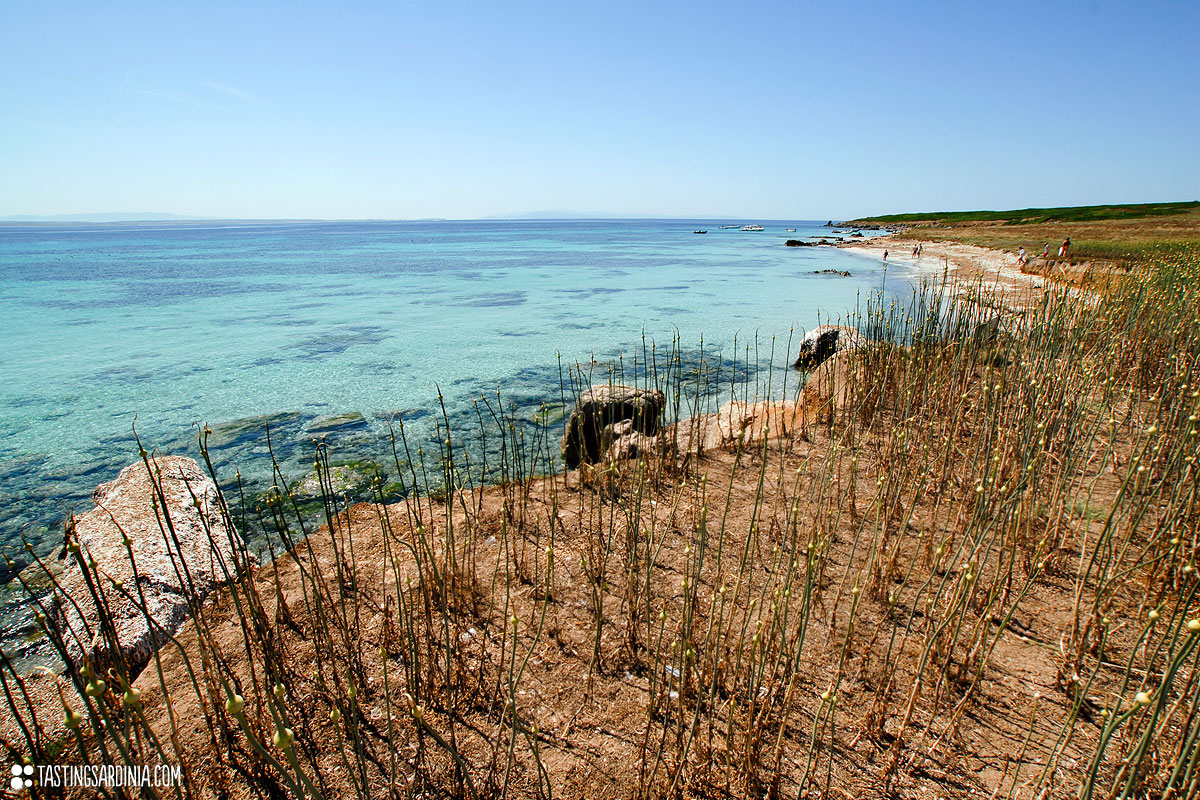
[[718, 224, 740, 229], [740, 225, 764, 231], [784, 228, 796, 232], [693, 230, 708, 234]]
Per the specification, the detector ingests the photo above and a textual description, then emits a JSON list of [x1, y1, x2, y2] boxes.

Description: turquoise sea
[[0, 218, 901, 659]]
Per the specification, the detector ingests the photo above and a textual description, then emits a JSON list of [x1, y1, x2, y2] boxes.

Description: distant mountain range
[[483, 210, 725, 220]]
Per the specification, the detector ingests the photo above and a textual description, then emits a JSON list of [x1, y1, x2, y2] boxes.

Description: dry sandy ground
[[836, 237, 1047, 308]]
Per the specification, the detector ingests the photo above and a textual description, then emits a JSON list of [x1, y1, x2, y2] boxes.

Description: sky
[[1, 0, 1197, 221]]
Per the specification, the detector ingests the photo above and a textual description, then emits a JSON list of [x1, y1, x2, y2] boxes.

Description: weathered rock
[[16, 558, 64, 595], [785, 239, 813, 247], [54, 456, 241, 677], [601, 419, 658, 462], [664, 401, 805, 456], [799, 350, 860, 420], [813, 269, 851, 277], [971, 317, 1003, 346], [792, 325, 865, 370], [561, 385, 666, 468]]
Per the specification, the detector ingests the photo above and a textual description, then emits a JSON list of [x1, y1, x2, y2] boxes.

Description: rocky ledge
[[51, 456, 243, 677]]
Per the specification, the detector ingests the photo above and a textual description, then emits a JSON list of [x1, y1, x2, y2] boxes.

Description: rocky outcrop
[[561, 385, 666, 468], [798, 350, 859, 420], [785, 240, 814, 247], [665, 400, 806, 456], [792, 325, 865, 370], [601, 419, 658, 462], [53, 456, 241, 677]]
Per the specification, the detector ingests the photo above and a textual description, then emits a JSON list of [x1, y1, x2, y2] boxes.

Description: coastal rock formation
[[561, 385, 666, 468], [665, 400, 805, 456], [601, 419, 658, 462], [813, 269, 852, 277], [54, 456, 241, 677], [792, 325, 865, 370], [799, 351, 859, 421], [785, 240, 813, 247]]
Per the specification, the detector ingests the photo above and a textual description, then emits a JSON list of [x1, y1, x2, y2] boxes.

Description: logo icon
[[10, 764, 34, 790]]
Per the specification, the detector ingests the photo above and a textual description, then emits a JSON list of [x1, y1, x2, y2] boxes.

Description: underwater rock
[[792, 325, 865, 370], [561, 385, 666, 468], [205, 412, 304, 449], [54, 456, 242, 678], [307, 412, 370, 436], [290, 461, 379, 502]]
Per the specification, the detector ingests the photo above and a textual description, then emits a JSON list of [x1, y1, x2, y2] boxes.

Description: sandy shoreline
[[833, 235, 1046, 306]]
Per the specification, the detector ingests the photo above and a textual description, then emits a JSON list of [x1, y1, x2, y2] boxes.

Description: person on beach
[[1058, 237, 1071, 257], [1018, 246, 1026, 266], [912, 245, 919, 259], [917, 244, 922, 257], [883, 249, 889, 262], [1042, 243, 1050, 258]]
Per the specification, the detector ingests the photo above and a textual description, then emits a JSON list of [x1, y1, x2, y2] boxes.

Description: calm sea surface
[[0, 218, 904, 657]]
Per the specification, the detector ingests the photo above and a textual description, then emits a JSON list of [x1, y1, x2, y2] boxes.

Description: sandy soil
[[836, 237, 1047, 309]]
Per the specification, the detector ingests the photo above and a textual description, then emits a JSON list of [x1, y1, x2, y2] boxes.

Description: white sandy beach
[[835, 237, 1045, 300]]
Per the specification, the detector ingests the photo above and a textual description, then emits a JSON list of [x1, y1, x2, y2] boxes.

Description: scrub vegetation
[[4, 244, 1200, 799], [846, 202, 1200, 267]]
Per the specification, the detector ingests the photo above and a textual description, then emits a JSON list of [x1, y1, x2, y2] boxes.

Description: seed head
[[273, 727, 294, 750]]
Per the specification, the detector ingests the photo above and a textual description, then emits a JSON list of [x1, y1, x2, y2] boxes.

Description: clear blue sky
[[2, 0, 1197, 220]]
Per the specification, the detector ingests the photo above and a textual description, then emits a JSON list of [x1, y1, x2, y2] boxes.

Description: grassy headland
[[3, 234, 1200, 798], [844, 201, 1200, 266]]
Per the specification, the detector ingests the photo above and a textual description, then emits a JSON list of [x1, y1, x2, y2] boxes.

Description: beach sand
[[836, 236, 1046, 305]]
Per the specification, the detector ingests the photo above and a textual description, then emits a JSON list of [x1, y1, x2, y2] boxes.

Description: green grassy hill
[[845, 200, 1198, 226]]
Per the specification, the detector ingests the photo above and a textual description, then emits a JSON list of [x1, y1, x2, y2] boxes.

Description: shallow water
[[0, 218, 905, 661]]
